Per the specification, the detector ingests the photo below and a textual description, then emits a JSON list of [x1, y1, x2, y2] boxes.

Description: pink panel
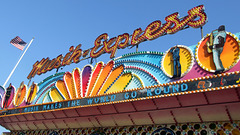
[[177, 93, 208, 106], [52, 110, 67, 118], [172, 108, 201, 123], [96, 115, 117, 127], [150, 110, 175, 124], [16, 115, 27, 121], [227, 103, 240, 120], [75, 117, 93, 128], [34, 121, 47, 129], [42, 112, 55, 119], [129, 112, 153, 125], [53, 119, 68, 129], [112, 114, 133, 126], [33, 113, 45, 120], [10, 123, 21, 130], [114, 102, 136, 113], [75, 106, 101, 116], [24, 114, 36, 121], [153, 96, 181, 109], [64, 118, 80, 128], [132, 99, 157, 111], [9, 116, 19, 122], [98, 105, 117, 114], [198, 105, 229, 122], [26, 121, 38, 130], [63, 109, 79, 117], [43, 120, 57, 129], [206, 88, 239, 104], [18, 122, 29, 130]]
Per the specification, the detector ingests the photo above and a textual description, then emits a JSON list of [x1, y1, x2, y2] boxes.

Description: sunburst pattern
[[48, 60, 133, 102]]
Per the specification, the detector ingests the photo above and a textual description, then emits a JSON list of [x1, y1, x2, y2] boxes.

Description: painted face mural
[[195, 31, 240, 73], [161, 45, 194, 79]]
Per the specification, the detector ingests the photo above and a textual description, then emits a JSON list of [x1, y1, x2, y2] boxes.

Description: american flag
[[10, 36, 27, 50]]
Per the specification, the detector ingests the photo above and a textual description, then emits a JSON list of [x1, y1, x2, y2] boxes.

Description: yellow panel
[[14, 85, 27, 106], [64, 72, 77, 99], [106, 72, 132, 94], [26, 84, 37, 104], [50, 88, 64, 102], [56, 80, 70, 100], [98, 65, 124, 95], [90, 61, 114, 96]]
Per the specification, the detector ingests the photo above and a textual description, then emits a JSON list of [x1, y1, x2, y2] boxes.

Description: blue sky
[[0, 0, 240, 133]]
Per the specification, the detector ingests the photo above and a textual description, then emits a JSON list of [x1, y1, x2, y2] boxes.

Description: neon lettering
[[28, 5, 207, 79]]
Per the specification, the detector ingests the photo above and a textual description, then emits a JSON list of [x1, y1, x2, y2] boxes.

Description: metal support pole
[[27, 78, 32, 87], [136, 45, 138, 52], [200, 26, 204, 39]]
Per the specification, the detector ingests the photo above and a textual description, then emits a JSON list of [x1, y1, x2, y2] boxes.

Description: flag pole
[[3, 37, 35, 88]]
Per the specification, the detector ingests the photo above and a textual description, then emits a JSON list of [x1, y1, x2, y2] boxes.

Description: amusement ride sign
[[2, 5, 240, 117]]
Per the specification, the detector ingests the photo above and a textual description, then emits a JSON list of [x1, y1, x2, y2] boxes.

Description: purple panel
[[81, 65, 92, 97]]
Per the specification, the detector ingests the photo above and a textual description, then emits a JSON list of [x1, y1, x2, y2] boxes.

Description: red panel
[[172, 108, 201, 123], [98, 105, 117, 114], [114, 102, 136, 113], [16, 115, 27, 121], [88, 117, 101, 127], [9, 123, 21, 130], [237, 88, 240, 100], [198, 105, 229, 122], [52, 110, 67, 118], [153, 96, 181, 109], [43, 120, 57, 129], [112, 114, 133, 126], [3, 123, 13, 131], [132, 99, 157, 111], [75, 106, 101, 116], [206, 88, 239, 104], [18, 122, 29, 130], [34, 121, 47, 130], [33, 113, 45, 120], [9, 116, 19, 122], [53, 119, 68, 129], [129, 112, 153, 125], [42, 112, 56, 119], [75, 117, 93, 128], [26, 121, 38, 130], [64, 118, 80, 128], [63, 109, 79, 117], [96, 115, 117, 127], [227, 103, 240, 120], [24, 114, 36, 121], [0, 117, 3, 123], [177, 93, 208, 106], [149, 110, 175, 124], [2, 117, 12, 123]]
